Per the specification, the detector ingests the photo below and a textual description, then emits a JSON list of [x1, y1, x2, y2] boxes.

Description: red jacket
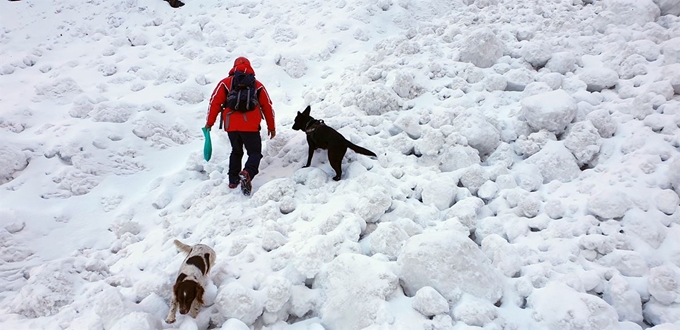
[[205, 57, 275, 132]]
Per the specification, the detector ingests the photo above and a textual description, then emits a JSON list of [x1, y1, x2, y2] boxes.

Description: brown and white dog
[[165, 239, 216, 324]]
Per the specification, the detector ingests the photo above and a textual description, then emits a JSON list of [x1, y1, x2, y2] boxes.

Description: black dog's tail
[[348, 142, 377, 157]]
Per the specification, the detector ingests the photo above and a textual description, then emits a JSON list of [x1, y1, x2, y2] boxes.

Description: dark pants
[[227, 131, 262, 184]]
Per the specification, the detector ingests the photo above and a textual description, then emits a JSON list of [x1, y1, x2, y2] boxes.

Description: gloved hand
[[268, 130, 276, 139]]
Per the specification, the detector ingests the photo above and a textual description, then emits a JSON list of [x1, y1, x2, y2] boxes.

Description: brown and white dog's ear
[[195, 284, 205, 305]]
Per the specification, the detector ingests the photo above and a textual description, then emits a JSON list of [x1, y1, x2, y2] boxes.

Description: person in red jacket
[[205, 57, 276, 195]]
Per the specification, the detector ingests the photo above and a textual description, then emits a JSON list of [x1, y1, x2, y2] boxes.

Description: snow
[[2, 0, 680, 329]]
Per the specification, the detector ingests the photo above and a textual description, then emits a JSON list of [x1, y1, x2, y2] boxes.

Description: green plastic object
[[202, 127, 212, 161]]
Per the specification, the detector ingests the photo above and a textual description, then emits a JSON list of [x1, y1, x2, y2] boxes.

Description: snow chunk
[[111, 312, 161, 330], [386, 71, 422, 99], [412, 286, 450, 317], [451, 295, 498, 327], [355, 83, 400, 115], [603, 0, 660, 27], [451, 109, 501, 156], [34, 77, 83, 104], [622, 209, 667, 249], [546, 52, 577, 74], [525, 142, 581, 183], [654, 0, 680, 16], [261, 276, 292, 313], [648, 265, 680, 305], [445, 197, 485, 231], [656, 190, 679, 215], [521, 90, 577, 134], [578, 67, 619, 92], [598, 250, 648, 277], [215, 282, 263, 325], [564, 121, 601, 166], [276, 54, 307, 79], [167, 86, 204, 105], [91, 101, 137, 123], [521, 40, 552, 68], [459, 27, 505, 68], [603, 274, 643, 323], [11, 260, 79, 317], [586, 109, 617, 138], [670, 158, 680, 196], [439, 145, 480, 172], [253, 178, 296, 206], [397, 231, 504, 303], [94, 287, 127, 330], [662, 37, 680, 65], [481, 234, 522, 277], [587, 186, 631, 219], [314, 254, 399, 330], [0, 144, 28, 184], [529, 282, 618, 329], [367, 222, 409, 258], [421, 178, 457, 211], [643, 301, 680, 325], [460, 165, 489, 195]]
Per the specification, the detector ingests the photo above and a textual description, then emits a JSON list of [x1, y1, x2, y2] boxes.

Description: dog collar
[[304, 119, 324, 133]]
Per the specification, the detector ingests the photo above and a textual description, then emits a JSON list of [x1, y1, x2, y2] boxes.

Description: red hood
[[229, 56, 255, 75]]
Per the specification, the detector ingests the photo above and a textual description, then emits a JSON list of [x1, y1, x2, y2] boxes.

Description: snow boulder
[[0, 144, 28, 184], [451, 109, 501, 156], [314, 254, 399, 330], [603, 274, 643, 323], [481, 234, 522, 277], [34, 77, 83, 104], [214, 282, 263, 325], [564, 121, 601, 166], [546, 51, 577, 74], [355, 83, 401, 115], [451, 295, 498, 327], [11, 260, 79, 318], [529, 282, 619, 329], [578, 67, 619, 92], [654, 0, 680, 16], [647, 265, 680, 305], [521, 40, 552, 68], [521, 90, 577, 134], [621, 209, 667, 249], [412, 286, 450, 317], [397, 231, 504, 304], [459, 27, 505, 68], [587, 186, 631, 219], [439, 145, 480, 172], [656, 189, 679, 215], [110, 312, 161, 330], [421, 178, 457, 211], [525, 141, 581, 183], [670, 158, 680, 196], [586, 109, 618, 138], [598, 250, 648, 277], [367, 222, 410, 258], [252, 178, 296, 206], [662, 37, 680, 65], [603, 0, 660, 27]]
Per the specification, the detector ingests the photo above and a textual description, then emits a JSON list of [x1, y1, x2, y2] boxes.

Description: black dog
[[165, 0, 185, 8], [292, 106, 376, 181]]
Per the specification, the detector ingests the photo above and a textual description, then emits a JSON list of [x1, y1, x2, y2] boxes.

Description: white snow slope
[[2, 0, 680, 329]]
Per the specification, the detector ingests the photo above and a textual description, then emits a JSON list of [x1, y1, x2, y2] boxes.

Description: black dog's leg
[[328, 146, 347, 181], [304, 137, 315, 168]]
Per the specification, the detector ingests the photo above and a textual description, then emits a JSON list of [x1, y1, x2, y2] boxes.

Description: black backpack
[[225, 71, 259, 113]]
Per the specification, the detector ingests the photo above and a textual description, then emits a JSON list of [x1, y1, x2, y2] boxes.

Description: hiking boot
[[239, 170, 252, 196], [228, 182, 238, 189]]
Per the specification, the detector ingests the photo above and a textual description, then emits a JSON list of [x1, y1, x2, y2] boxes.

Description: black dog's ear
[[303, 106, 311, 115]]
